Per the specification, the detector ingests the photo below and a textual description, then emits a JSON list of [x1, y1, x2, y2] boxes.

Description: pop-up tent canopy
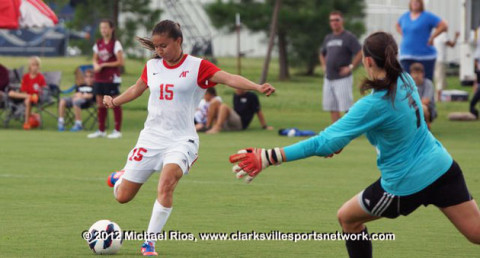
[[0, 0, 66, 56], [0, 0, 58, 29]]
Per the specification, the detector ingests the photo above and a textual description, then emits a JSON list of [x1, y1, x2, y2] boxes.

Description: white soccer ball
[[86, 220, 123, 254]]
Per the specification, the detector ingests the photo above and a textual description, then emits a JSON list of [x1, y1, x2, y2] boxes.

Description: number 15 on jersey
[[159, 84, 174, 100]]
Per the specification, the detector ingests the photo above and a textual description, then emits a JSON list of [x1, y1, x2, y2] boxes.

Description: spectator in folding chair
[[7, 56, 46, 130], [2, 66, 23, 127], [57, 69, 94, 132], [0, 64, 8, 110]]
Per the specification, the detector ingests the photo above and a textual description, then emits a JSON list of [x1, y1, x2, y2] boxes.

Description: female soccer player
[[230, 32, 480, 258], [105, 20, 275, 256], [88, 19, 124, 139]]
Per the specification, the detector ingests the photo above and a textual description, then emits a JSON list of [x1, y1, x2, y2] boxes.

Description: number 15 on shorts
[[129, 148, 147, 161]]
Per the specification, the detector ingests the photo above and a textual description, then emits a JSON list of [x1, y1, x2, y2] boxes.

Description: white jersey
[[138, 54, 220, 148]]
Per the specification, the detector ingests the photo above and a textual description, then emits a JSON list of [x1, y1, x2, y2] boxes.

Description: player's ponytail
[[137, 20, 183, 59], [360, 32, 409, 103]]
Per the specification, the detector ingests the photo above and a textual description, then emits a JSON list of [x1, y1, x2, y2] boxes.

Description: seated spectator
[[0, 64, 8, 105], [194, 87, 222, 131], [410, 62, 436, 128], [57, 69, 95, 131], [7, 56, 46, 130], [206, 89, 272, 134]]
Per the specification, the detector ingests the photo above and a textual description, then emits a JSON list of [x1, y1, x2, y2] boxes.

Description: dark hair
[[409, 0, 425, 12], [84, 69, 94, 76], [206, 87, 217, 96], [330, 10, 343, 18], [361, 32, 408, 103], [137, 20, 183, 55], [410, 62, 424, 73], [99, 19, 116, 41]]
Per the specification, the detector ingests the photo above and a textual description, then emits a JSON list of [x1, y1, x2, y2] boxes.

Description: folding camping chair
[[3, 67, 26, 128], [0, 64, 9, 119], [61, 65, 97, 130], [37, 71, 62, 128]]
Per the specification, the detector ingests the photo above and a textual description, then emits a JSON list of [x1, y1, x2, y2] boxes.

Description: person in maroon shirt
[[88, 19, 125, 139]]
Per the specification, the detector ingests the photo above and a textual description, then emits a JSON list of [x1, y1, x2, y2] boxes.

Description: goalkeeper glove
[[229, 147, 283, 183]]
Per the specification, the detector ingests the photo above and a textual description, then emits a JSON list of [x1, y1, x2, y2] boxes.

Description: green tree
[[118, 0, 162, 57], [206, 0, 365, 77], [64, 0, 161, 57], [65, 0, 114, 54]]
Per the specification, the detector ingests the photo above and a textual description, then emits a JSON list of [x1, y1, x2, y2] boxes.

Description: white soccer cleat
[[107, 130, 122, 139], [87, 130, 106, 138]]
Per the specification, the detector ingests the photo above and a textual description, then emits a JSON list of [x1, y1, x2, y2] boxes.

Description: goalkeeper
[[230, 32, 480, 258]]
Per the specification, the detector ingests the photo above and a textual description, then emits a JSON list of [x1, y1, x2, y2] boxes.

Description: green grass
[[0, 56, 479, 257]]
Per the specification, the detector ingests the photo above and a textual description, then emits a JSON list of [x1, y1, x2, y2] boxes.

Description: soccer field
[[0, 56, 479, 257]]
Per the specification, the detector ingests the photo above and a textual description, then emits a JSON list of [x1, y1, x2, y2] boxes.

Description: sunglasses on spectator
[[330, 18, 341, 22]]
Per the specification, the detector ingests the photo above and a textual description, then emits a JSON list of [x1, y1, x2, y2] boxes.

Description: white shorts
[[122, 139, 199, 184], [322, 75, 353, 112]]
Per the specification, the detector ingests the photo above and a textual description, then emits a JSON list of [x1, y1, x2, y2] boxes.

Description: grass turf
[[0, 56, 479, 257]]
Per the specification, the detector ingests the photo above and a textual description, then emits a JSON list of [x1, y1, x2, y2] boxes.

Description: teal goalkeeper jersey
[[284, 73, 452, 196]]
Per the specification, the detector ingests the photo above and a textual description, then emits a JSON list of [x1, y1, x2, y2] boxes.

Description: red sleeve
[[141, 64, 148, 87], [197, 59, 221, 89]]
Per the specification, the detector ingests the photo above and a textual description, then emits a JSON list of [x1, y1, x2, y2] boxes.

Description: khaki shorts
[[222, 110, 243, 131], [434, 62, 447, 90]]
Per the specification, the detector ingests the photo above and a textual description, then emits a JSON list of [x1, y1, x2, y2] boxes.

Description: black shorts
[[359, 161, 472, 218], [93, 82, 120, 96]]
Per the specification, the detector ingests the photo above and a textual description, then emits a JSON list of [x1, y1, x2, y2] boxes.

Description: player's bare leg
[[143, 164, 183, 256], [206, 103, 230, 134], [337, 193, 381, 258], [157, 163, 183, 207], [330, 111, 341, 123], [114, 178, 143, 204], [440, 200, 480, 244]]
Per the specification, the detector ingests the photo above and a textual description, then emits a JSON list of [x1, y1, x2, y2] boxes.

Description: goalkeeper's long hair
[[137, 20, 183, 59], [360, 32, 411, 104]]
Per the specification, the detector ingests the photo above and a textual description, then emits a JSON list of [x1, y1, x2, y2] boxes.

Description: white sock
[[75, 120, 82, 126], [58, 117, 64, 124], [113, 176, 123, 199], [146, 200, 172, 242]]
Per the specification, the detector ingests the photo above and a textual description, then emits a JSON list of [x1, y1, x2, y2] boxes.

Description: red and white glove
[[229, 147, 283, 183]]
